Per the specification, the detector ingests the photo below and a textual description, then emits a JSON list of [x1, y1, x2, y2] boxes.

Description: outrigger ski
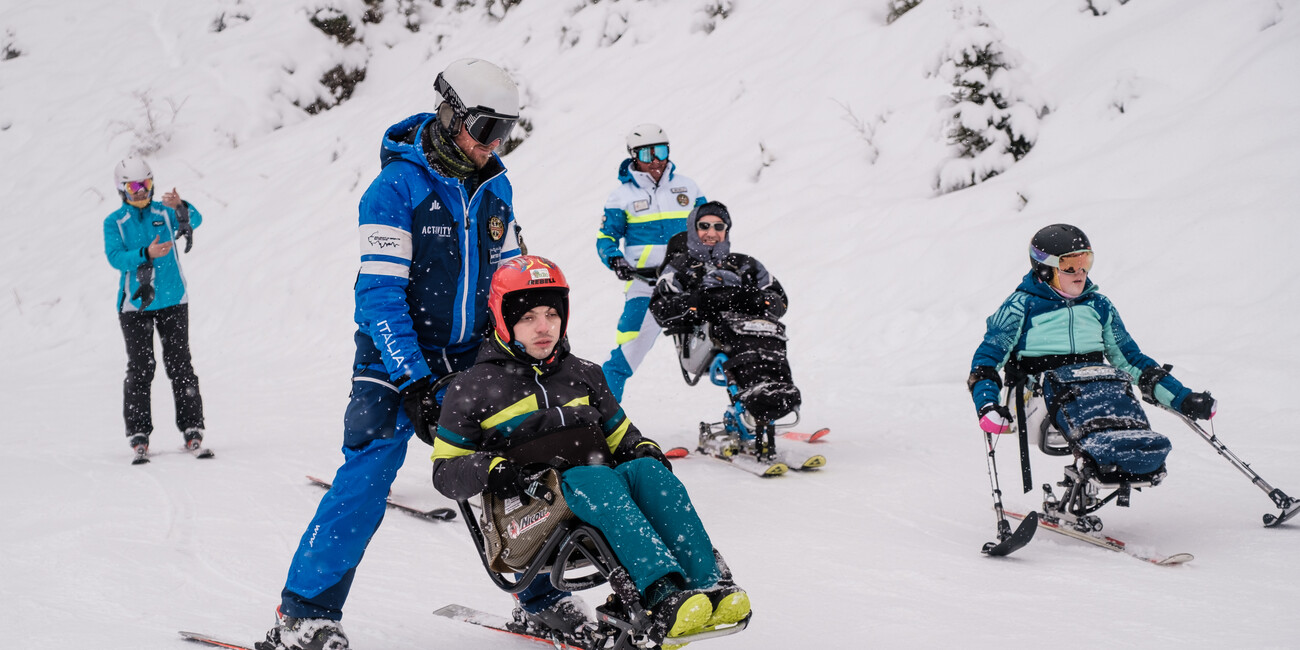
[[1004, 509, 1194, 566], [982, 511, 1038, 557], [306, 475, 456, 521], [178, 630, 254, 650]]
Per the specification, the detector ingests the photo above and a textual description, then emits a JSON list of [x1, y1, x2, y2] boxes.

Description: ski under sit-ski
[[306, 475, 456, 521]]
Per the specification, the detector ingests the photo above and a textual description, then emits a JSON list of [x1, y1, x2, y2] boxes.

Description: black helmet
[[1029, 224, 1091, 282]]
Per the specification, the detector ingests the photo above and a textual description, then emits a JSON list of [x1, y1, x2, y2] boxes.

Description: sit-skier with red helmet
[[432, 255, 751, 649]]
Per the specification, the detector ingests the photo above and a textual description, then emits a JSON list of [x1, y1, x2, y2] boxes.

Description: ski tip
[[1156, 553, 1195, 566], [665, 447, 691, 459], [424, 508, 458, 521]]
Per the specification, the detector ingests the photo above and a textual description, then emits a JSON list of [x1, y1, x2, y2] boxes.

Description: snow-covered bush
[[111, 92, 186, 156], [886, 0, 922, 24], [1081, 0, 1128, 17], [933, 7, 1046, 193], [2, 28, 22, 60], [695, 0, 735, 34]]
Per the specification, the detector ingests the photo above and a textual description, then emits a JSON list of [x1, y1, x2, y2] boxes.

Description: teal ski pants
[[561, 458, 719, 595]]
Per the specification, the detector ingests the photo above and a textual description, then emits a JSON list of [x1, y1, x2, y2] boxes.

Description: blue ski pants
[[561, 458, 719, 595], [279, 351, 564, 620]]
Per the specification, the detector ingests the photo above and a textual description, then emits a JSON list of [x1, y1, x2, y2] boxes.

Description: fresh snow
[[2, 1, 1298, 648]]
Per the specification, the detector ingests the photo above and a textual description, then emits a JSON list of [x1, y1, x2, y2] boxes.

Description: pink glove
[[979, 404, 1012, 434]]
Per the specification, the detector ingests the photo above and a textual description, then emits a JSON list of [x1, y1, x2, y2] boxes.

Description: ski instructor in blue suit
[[259, 59, 526, 650]]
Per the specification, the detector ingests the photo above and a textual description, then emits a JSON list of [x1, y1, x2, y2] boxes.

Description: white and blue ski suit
[[596, 159, 705, 400], [280, 113, 523, 620]]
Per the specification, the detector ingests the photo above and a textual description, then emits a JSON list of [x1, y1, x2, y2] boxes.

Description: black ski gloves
[[610, 256, 635, 282], [487, 459, 522, 499], [487, 460, 556, 505], [132, 261, 155, 309], [401, 377, 440, 446], [175, 202, 194, 253], [1179, 391, 1216, 420], [634, 441, 672, 472]]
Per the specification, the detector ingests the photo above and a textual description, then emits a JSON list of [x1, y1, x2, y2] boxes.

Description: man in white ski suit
[[596, 124, 706, 401]]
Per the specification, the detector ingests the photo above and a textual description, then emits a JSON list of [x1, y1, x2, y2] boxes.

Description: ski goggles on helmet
[[435, 72, 518, 147], [1032, 245, 1094, 275], [634, 144, 669, 163], [120, 178, 154, 194], [462, 110, 517, 146]]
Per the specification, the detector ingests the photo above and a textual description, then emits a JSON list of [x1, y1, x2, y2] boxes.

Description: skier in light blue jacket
[[102, 157, 205, 461], [596, 124, 706, 400]]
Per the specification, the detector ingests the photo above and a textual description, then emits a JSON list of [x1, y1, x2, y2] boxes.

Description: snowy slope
[[2, 1, 1298, 648]]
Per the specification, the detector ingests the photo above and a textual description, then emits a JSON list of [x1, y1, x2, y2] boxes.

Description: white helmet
[[626, 123, 668, 153], [435, 58, 519, 145], [114, 157, 153, 188]]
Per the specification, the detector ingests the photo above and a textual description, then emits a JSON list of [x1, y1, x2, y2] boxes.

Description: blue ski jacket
[[969, 272, 1191, 414], [353, 113, 522, 390], [103, 200, 203, 312], [596, 159, 705, 272]]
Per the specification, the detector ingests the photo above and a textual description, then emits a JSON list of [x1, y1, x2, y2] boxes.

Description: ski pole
[[1162, 405, 1299, 527], [981, 429, 1038, 555]]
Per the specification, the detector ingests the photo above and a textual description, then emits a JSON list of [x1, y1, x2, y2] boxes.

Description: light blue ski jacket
[[103, 200, 203, 312]]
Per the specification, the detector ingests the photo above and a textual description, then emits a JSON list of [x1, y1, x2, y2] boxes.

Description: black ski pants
[[118, 303, 204, 437]]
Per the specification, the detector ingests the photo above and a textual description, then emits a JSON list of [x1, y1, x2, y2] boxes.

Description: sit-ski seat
[[456, 496, 750, 649]]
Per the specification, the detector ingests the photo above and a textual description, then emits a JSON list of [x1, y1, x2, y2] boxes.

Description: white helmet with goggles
[[435, 58, 519, 146], [625, 123, 669, 163]]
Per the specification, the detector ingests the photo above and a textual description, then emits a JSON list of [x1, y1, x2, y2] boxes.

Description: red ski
[[781, 427, 830, 443]]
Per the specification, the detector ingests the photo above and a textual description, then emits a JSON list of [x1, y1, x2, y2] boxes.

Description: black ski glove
[[1179, 391, 1216, 420], [487, 459, 522, 500], [175, 202, 193, 253], [401, 377, 440, 446], [131, 262, 155, 310], [634, 441, 672, 472], [610, 256, 635, 282]]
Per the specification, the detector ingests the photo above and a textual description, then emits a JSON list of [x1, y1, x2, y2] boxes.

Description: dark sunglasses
[[634, 144, 669, 163], [696, 222, 728, 232]]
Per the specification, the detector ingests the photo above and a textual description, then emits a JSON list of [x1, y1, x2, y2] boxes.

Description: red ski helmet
[[488, 255, 570, 343]]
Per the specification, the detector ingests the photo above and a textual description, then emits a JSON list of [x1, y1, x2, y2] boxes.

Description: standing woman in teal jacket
[[102, 157, 205, 460]]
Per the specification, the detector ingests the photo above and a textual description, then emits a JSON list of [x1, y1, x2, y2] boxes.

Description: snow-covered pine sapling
[[934, 7, 1046, 194]]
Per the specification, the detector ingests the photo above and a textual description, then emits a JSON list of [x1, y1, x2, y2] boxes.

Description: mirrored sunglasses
[[122, 179, 153, 194], [696, 221, 728, 232], [635, 144, 669, 163], [463, 110, 516, 147], [1057, 251, 1094, 275]]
